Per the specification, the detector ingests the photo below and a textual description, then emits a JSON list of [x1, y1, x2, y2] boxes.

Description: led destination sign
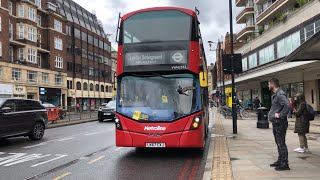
[[124, 50, 187, 66]]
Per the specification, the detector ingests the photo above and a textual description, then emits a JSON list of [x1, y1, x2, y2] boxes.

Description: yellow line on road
[[88, 155, 105, 165], [52, 172, 71, 180]]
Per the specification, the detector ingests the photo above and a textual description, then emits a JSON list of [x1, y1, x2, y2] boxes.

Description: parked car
[[0, 98, 48, 140], [98, 100, 116, 122], [42, 103, 67, 120]]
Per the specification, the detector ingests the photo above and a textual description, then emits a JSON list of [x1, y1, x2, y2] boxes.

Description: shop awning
[[284, 30, 320, 62]]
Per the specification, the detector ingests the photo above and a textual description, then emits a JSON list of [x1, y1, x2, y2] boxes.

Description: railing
[[55, 105, 99, 122]]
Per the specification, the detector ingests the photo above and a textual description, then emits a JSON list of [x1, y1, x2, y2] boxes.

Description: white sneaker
[[294, 148, 304, 152], [304, 148, 311, 154], [297, 149, 305, 153]]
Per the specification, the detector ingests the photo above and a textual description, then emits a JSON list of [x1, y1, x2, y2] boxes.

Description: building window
[[54, 37, 63, 50], [19, 26, 24, 39], [28, 7, 36, 21], [89, 83, 94, 91], [12, 68, 21, 81], [0, 42, 2, 57], [0, 17, 2, 32], [74, 28, 80, 39], [259, 44, 274, 65], [101, 85, 104, 92], [35, 0, 41, 8], [55, 56, 63, 68], [37, 53, 41, 64], [0, 66, 2, 79], [277, 39, 285, 59], [54, 19, 62, 32], [305, 23, 315, 41], [27, 71, 37, 83], [242, 57, 248, 71], [28, 27, 36, 42], [66, 25, 71, 35], [8, 1, 12, 15], [19, 48, 24, 60], [55, 75, 63, 85], [18, 5, 24, 17], [248, 53, 257, 69], [89, 67, 94, 76], [76, 82, 81, 90], [83, 82, 88, 91], [27, 49, 37, 63], [37, 15, 41, 26], [42, 73, 48, 84], [95, 84, 99, 92]]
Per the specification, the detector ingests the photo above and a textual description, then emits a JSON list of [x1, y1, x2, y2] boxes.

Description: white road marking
[[31, 154, 67, 167], [57, 137, 74, 142], [115, 147, 124, 151], [23, 142, 48, 149], [84, 131, 108, 136], [0, 153, 51, 167]]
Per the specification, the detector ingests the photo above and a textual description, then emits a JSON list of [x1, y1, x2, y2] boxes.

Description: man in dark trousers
[[253, 97, 260, 110], [268, 78, 290, 171]]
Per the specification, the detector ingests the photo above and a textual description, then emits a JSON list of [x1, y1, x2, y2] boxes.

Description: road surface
[[0, 119, 211, 180]]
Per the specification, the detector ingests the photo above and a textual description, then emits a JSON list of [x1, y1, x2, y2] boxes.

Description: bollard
[[257, 107, 269, 129]]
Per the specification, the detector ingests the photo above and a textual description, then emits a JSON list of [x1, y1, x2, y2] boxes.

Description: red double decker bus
[[115, 7, 209, 148]]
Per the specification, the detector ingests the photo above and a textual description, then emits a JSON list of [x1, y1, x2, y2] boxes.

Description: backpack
[[304, 103, 315, 121]]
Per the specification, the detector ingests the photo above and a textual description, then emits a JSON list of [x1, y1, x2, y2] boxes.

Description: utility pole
[[229, 0, 237, 134]]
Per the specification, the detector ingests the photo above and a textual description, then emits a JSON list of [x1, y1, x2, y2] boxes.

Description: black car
[[0, 98, 48, 140], [98, 100, 116, 122]]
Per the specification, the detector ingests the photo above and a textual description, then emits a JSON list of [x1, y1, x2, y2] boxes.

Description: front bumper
[[98, 111, 116, 120], [116, 128, 204, 148]]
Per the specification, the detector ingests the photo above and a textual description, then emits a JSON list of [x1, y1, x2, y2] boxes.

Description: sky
[[73, 0, 243, 64]]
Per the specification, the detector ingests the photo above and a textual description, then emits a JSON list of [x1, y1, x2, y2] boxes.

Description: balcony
[[9, 33, 27, 47], [236, 25, 255, 41], [236, 6, 254, 23], [37, 43, 50, 53], [236, 0, 247, 7], [255, 0, 296, 26]]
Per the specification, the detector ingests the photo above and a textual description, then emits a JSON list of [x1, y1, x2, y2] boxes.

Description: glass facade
[[248, 53, 257, 69]]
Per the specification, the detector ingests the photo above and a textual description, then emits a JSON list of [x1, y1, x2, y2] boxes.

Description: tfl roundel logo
[[172, 52, 184, 63]]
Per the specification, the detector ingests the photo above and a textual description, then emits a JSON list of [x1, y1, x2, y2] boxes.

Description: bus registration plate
[[146, 143, 166, 148]]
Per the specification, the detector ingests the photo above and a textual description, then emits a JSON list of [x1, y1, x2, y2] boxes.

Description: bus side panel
[[117, 45, 124, 76], [189, 41, 200, 74]]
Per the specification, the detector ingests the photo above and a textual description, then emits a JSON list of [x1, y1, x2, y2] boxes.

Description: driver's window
[[2, 100, 17, 112]]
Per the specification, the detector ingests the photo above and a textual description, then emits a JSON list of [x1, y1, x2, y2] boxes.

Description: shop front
[[0, 84, 13, 98], [39, 87, 61, 106], [13, 85, 26, 98], [26, 86, 39, 100]]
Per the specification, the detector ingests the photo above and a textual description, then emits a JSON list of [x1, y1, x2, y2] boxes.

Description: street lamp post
[[229, 0, 237, 134]]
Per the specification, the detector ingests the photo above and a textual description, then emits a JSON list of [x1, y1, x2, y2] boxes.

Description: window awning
[[284, 30, 320, 62]]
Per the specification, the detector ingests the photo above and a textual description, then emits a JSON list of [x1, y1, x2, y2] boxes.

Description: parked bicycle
[[221, 104, 249, 119]]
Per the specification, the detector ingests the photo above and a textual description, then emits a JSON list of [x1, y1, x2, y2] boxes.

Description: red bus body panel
[[121, 7, 196, 21], [116, 112, 204, 148]]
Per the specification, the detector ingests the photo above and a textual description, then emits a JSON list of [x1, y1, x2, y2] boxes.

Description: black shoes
[[275, 164, 290, 171], [270, 161, 280, 167]]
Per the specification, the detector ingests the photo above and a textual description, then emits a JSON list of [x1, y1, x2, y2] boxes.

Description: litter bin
[[257, 107, 269, 129]]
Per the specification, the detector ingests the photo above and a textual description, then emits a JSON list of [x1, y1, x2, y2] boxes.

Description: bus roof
[[121, 7, 196, 21]]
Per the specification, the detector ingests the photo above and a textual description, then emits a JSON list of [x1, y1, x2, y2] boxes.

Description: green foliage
[[296, 0, 309, 7]]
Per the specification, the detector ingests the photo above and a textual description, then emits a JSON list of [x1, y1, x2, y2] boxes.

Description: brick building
[[0, 0, 112, 108], [215, 33, 243, 91]]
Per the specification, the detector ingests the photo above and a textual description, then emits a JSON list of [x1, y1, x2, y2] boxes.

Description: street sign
[[222, 54, 243, 74]]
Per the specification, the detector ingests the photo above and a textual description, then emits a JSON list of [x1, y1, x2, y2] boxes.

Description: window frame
[[42, 72, 48, 84], [27, 70, 37, 83], [54, 37, 63, 50], [27, 49, 37, 63], [12, 68, 22, 81], [55, 56, 63, 69], [54, 19, 62, 32]]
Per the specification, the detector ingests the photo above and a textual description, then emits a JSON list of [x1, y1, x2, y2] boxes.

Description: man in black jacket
[[268, 78, 290, 171]]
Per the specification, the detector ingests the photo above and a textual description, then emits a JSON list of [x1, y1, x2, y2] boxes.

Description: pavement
[[204, 109, 320, 180], [0, 120, 211, 180]]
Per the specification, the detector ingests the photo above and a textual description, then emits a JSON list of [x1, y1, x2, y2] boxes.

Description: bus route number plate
[[146, 143, 166, 148]]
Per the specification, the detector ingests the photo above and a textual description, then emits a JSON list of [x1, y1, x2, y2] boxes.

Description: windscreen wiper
[[177, 85, 196, 96]]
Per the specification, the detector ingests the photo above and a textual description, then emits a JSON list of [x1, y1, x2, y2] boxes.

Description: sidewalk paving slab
[[204, 109, 320, 180]]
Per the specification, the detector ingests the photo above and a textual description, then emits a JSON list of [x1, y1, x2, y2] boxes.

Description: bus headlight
[[115, 117, 122, 130], [190, 116, 201, 130]]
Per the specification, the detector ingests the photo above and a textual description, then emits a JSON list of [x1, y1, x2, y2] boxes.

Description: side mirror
[[1, 107, 12, 113], [199, 72, 208, 87]]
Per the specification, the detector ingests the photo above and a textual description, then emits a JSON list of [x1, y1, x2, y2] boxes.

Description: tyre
[[241, 110, 249, 118], [98, 118, 104, 122], [29, 122, 45, 141]]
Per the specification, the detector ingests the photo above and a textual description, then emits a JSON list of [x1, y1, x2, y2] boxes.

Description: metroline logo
[[144, 126, 166, 131]]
